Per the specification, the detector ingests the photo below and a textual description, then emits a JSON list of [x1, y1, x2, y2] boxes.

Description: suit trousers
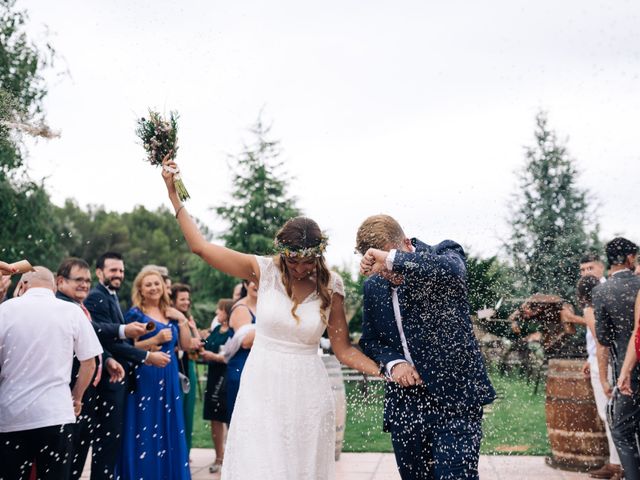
[[90, 380, 126, 480], [387, 385, 483, 480], [589, 361, 620, 465], [68, 385, 97, 480], [0, 424, 74, 480], [609, 391, 640, 480]]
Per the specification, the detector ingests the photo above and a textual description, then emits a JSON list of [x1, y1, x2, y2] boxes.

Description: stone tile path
[[82, 448, 596, 479]]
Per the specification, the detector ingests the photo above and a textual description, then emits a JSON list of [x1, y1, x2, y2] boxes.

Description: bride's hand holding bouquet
[[136, 110, 190, 201]]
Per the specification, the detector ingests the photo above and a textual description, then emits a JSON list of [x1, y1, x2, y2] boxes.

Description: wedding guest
[[0, 260, 17, 275], [170, 282, 203, 455], [161, 158, 382, 479], [0, 267, 102, 480], [141, 263, 172, 290], [571, 253, 621, 479], [594, 237, 640, 479], [0, 273, 10, 303], [116, 268, 192, 480], [574, 274, 622, 479], [618, 289, 640, 395], [224, 279, 257, 422], [200, 298, 234, 474], [55, 257, 126, 480], [210, 283, 244, 332], [0, 260, 17, 303], [84, 252, 169, 480]]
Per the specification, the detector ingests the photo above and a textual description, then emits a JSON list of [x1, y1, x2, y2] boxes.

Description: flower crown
[[274, 236, 328, 258]]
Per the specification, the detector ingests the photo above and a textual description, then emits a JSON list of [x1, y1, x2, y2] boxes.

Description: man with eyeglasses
[[55, 257, 127, 480]]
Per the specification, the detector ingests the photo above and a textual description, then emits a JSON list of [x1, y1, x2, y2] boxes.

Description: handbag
[[178, 371, 191, 394], [177, 351, 191, 394]]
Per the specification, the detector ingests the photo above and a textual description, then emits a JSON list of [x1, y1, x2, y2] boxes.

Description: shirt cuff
[[385, 359, 407, 376], [118, 325, 126, 339], [386, 249, 397, 271]]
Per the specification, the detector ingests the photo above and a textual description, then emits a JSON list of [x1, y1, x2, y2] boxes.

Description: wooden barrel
[[322, 354, 347, 461], [545, 359, 608, 471]]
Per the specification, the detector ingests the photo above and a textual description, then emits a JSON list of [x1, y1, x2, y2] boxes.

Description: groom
[[356, 215, 495, 480]]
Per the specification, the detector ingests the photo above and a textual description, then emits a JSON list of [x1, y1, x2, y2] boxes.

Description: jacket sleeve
[[358, 280, 405, 367], [84, 293, 147, 365], [593, 285, 612, 347], [392, 241, 466, 282]]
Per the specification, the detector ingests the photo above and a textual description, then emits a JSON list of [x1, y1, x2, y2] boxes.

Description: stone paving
[[82, 448, 596, 479]]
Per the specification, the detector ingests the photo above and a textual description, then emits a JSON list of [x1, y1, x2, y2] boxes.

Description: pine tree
[[505, 112, 599, 301], [216, 117, 301, 254], [188, 117, 301, 305]]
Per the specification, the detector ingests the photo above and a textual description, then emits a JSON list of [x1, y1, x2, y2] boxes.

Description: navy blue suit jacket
[[359, 239, 495, 422], [84, 283, 147, 369]]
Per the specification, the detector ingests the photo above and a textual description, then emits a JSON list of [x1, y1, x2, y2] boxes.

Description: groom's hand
[[360, 248, 389, 277], [390, 362, 423, 387]]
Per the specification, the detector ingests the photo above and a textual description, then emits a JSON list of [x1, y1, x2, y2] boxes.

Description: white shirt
[[0, 288, 103, 432], [585, 276, 607, 364], [384, 249, 415, 375]]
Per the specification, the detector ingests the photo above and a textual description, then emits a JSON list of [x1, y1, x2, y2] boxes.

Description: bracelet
[[175, 205, 185, 219]]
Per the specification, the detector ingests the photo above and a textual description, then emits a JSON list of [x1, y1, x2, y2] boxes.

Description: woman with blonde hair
[[116, 268, 192, 480], [161, 158, 382, 479]]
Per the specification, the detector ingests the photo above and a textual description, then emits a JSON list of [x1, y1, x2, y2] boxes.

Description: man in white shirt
[[0, 267, 103, 480], [569, 253, 622, 479]]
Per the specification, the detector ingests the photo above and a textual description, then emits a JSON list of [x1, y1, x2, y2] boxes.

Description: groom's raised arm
[[358, 280, 406, 367], [391, 240, 466, 287]]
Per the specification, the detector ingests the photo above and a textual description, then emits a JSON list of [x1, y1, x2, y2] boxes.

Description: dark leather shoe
[[589, 463, 622, 479]]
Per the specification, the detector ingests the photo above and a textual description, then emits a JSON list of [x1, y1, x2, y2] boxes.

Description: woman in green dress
[[200, 298, 234, 473], [170, 283, 203, 456]]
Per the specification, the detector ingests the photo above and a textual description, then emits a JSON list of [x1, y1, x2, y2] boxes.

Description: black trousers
[[609, 391, 640, 480], [68, 385, 97, 480], [0, 424, 74, 480], [90, 381, 126, 480]]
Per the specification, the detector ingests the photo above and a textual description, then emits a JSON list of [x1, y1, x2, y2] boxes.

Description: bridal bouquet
[[135, 110, 190, 201]]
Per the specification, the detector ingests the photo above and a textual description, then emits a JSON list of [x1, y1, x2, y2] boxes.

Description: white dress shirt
[[384, 248, 415, 375]]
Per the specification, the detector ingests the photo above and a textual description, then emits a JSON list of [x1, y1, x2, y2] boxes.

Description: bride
[[161, 158, 383, 479]]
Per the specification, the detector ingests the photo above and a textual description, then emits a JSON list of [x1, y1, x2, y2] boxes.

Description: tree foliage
[[0, 0, 55, 172], [187, 117, 303, 305], [466, 253, 515, 315], [505, 112, 599, 301], [216, 117, 301, 254]]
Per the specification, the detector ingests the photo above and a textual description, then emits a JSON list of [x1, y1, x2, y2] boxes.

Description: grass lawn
[[191, 365, 550, 456]]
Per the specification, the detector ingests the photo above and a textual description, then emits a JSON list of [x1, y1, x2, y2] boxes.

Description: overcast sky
[[20, 0, 640, 270]]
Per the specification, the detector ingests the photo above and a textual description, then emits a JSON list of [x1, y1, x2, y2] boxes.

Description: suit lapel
[[99, 283, 125, 324]]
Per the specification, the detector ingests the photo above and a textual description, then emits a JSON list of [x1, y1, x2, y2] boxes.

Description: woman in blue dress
[[223, 279, 257, 421], [117, 268, 192, 480]]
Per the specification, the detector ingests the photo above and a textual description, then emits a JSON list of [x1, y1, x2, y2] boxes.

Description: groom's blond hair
[[356, 215, 406, 255]]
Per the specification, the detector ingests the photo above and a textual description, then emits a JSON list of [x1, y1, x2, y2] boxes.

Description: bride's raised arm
[[162, 157, 260, 283]]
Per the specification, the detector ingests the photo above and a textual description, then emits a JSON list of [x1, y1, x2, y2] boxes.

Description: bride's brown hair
[[275, 217, 332, 324]]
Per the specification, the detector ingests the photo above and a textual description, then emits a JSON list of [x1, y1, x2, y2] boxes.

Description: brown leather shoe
[[589, 463, 622, 479]]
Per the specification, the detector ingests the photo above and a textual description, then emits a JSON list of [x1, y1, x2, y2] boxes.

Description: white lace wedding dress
[[221, 256, 344, 480]]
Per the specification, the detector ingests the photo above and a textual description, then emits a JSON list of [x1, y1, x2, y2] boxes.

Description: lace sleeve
[[330, 271, 345, 297], [255, 255, 276, 292]]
